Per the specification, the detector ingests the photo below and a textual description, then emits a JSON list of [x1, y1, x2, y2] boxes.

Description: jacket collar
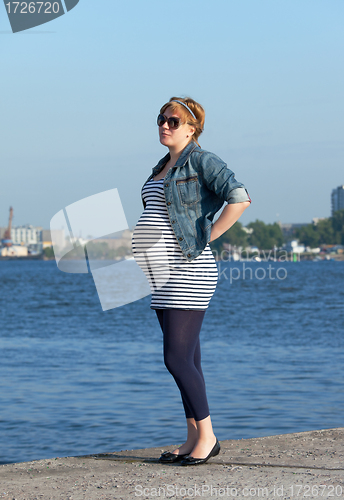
[[175, 140, 199, 166], [154, 141, 199, 172]]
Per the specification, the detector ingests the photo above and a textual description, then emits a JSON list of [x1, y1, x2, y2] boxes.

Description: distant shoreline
[[0, 253, 44, 261], [1, 255, 343, 262]]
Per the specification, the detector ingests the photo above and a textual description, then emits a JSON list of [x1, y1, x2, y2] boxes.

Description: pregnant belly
[[131, 221, 171, 292]]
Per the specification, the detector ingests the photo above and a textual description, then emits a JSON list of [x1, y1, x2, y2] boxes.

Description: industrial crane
[[1, 207, 13, 247]]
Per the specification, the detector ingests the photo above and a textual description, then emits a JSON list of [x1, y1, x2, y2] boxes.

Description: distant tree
[[316, 219, 335, 244], [86, 241, 110, 259], [332, 209, 344, 244], [43, 246, 55, 258], [209, 211, 344, 254], [210, 221, 247, 254], [295, 224, 319, 247], [115, 245, 132, 258], [247, 220, 284, 249], [295, 211, 344, 246]]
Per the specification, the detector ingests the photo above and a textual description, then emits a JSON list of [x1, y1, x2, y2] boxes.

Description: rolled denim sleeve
[[198, 151, 251, 204], [226, 187, 251, 204]]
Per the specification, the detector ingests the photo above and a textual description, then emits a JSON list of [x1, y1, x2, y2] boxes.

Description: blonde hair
[[160, 96, 205, 147]]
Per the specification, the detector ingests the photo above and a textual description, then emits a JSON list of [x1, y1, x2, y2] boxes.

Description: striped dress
[[132, 178, 218, 310]]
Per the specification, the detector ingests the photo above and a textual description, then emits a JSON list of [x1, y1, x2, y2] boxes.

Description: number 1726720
[[5, 2, 61, 14]]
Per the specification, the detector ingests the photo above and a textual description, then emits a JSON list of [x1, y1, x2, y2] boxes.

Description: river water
[[0, 260, 343, 464]]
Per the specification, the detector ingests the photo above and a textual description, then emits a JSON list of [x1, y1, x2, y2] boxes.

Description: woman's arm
[[209, 201, 251, 242]]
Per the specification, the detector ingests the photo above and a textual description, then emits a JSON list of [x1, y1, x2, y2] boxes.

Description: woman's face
[[158, 107, 195, 150]]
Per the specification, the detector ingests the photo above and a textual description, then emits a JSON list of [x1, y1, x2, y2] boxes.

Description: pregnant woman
[[132, 97, 251, 466]]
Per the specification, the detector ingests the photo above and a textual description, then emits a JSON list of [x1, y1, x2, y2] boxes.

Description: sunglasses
[[157, 114, 183, 130]]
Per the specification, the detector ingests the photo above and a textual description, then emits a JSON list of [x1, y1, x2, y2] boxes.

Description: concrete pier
[[1, 428, 343, 499]]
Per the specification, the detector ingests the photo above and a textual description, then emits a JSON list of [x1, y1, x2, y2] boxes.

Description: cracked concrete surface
[[1, 428, 343, 499]]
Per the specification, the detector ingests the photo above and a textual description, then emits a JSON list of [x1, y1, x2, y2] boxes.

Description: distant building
[[0, 225, 43, 253], [1, 245, 28, 257], [278, 222, 308, 240], [312, 217, 326, 225], [1, 225, 45, 249], [11, 225, 42, 246], [284, 240, 305, 254], [42, 229, 54, 249], [331, 185, 344, 215]]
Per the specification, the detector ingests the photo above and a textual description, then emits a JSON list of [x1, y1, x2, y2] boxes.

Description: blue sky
[[1, 0, 343, 230]]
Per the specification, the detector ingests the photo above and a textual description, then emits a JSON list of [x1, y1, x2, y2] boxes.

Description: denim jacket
[[141, 141, 250, 262]]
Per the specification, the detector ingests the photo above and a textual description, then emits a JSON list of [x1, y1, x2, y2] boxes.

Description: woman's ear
[[188, 125, 196, 137]]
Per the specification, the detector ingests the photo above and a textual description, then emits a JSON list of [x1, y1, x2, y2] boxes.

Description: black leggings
[[155, 308, 210, 421]]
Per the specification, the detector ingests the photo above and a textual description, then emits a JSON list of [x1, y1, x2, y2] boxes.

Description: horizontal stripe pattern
[[132, 178, 218, 310]]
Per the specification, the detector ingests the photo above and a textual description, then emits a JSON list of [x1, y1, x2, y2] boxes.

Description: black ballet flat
[[179, 439, 220, 466], [158, 450, 190, 463]]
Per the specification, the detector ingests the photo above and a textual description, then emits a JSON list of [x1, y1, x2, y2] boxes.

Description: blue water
[[0, 260, 343, 465]]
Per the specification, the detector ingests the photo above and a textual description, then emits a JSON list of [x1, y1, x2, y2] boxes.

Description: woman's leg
[[156, 309, 197, 452], [188, 415, 217, 459], [155, 309, 193, 418], [155, 308, 217, 458], [156, 308, 209, 419]]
